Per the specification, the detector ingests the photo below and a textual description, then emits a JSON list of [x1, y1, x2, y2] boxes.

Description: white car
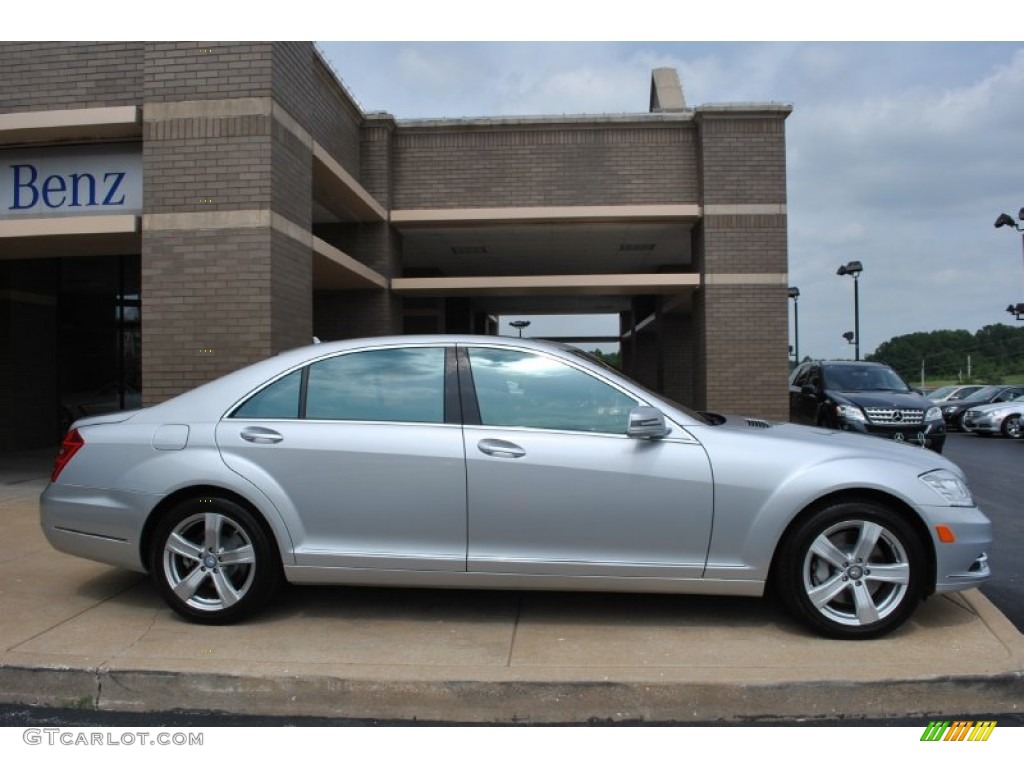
[[962, 393, 1024, 439]]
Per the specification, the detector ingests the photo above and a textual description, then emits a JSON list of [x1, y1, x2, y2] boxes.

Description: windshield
[[962, 386, 1002, 402], [822, 364, 910, 392]]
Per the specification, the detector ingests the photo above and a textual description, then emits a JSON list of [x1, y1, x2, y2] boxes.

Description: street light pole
[[788, 287, 800, 363], [853, 274, 860, 361], [836, 261, 863, 361]]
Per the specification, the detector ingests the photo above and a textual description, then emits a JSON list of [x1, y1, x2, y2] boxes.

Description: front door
[[461, 345, 714, 579]]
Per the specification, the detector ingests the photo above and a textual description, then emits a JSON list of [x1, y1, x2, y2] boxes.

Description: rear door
[[216, 344, 467, 572]]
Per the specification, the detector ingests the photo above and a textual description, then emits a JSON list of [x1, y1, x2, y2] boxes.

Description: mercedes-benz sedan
[[40, 336, 991, 640], [962, 393, 1024, 439]]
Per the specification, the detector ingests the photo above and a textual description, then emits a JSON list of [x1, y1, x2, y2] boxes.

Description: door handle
[[240, 427, 284, 444], [477, 438, 526, 458]]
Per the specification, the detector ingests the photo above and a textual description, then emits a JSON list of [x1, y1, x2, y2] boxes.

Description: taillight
[[51, 428, 84, 482]]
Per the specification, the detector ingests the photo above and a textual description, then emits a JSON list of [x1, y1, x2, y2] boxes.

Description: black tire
[[1000, 414, 1022, 440], [150, 496, 281, 624], [775, 501, 926, 640]]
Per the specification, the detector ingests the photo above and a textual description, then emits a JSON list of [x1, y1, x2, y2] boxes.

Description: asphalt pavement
[[1, 445, 1022, 724]]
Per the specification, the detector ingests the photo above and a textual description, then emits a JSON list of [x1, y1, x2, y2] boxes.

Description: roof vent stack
[[649, 68, 686, 112]]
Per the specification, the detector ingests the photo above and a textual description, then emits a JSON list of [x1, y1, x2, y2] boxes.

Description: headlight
[[836, 404, 867, 423], [942, 406, 958, 414], [925, 406, 941, 421], [920, 469, 975, 507]]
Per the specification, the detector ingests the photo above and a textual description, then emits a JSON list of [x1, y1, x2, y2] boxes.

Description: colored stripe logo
[[920, 720, 996, 741]]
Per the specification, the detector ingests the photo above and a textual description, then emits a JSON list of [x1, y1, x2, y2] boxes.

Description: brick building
[[0, 42, 792, 451]]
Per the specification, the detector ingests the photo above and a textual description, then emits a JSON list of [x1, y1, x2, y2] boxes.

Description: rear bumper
[[39, 482, 151, 572]]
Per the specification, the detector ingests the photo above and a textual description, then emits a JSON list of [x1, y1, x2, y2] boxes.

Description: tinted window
[[306, 347, 445, 423], [790, 364, 810, 387], [468, 347, 636, 434], [232, 369, 302, 419]]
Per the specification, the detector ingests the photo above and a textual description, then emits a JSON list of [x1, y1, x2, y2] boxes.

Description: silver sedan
[[40, 336, 991, 640], [962, 393, 1024, 438]]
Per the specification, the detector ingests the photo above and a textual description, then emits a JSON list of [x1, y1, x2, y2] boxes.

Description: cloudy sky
[[317, 40, 1024, 360]]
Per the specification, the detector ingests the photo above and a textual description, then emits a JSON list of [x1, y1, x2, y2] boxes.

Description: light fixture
[[836, 260, 863, 277], [509, 319, 531, 337]]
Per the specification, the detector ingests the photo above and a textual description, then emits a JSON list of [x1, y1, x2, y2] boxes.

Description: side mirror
[[627, 406, 671, 439], [801, 384, 815, 396]]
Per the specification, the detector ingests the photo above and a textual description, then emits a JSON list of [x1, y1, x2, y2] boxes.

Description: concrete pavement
[[2, 451, 1022, 723]]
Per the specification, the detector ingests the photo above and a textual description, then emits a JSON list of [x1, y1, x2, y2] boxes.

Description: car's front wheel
[[1001, 415, 1022, 439], [150, 496, 281, 624], [776, 501, 925, 639]]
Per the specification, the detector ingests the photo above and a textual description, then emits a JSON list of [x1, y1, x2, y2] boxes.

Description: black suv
[[789, 360, 945, 452]]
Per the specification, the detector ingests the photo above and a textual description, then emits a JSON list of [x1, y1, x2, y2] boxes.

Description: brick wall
[[698, 284, 790, 421], [143, 42, 272, 103], [360, 120, 395, 208], [141, 42, 316, 403], [270, 229, 312, 351], [312, 221, 403, 340], [313, 290, 403, 341], [271, 119, 312, 227], [0, 42, 143, 113], [393, 122, 698, 209], [141, 228, 273, 403], [310, 54, 363, 178], [143, 118, 273, 213], [693, 110, 790, 419], [697, 115, 787, 205], [660, 312, 694, 406], [701, 215, 788, 274]]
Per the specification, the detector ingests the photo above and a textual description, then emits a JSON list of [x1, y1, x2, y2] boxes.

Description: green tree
[[866, 324, 1024, 383]]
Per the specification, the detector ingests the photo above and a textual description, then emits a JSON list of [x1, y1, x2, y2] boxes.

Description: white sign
[[0, 144, 141, 218]]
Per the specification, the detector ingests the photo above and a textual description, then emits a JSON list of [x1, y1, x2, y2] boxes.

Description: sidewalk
[[2, 452, 1022, 723]]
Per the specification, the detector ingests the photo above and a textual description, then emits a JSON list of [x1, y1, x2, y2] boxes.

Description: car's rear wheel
[[150, 496, 281, 624], [776, 501, 925, 639], [1000, 415, 1022, 439]]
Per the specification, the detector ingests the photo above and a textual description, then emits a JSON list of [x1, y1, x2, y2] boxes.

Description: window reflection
[[469, 348, 635, 433], [306, 347, 445, 423]]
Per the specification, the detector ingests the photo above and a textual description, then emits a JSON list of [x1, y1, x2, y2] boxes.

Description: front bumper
[[961, 412, 1000, 434], [925, 505, 992, 593], [838, 419, 946, 451]]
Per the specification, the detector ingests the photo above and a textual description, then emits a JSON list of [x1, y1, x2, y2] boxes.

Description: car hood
[[828, 390, 932, 409], [705, 416, 961, 473]]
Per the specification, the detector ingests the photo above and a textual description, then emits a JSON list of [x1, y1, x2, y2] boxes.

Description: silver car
[[40, 336, 991, 640], [962, 393, 1024, 438]]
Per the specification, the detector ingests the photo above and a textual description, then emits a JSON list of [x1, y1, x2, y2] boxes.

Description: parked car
[[41, 336, 991, 640], [789, 360, 946, 452], [961, 393, 1024, 438], [938, 385, 1024, 431], [927, 384, 987, 403]]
